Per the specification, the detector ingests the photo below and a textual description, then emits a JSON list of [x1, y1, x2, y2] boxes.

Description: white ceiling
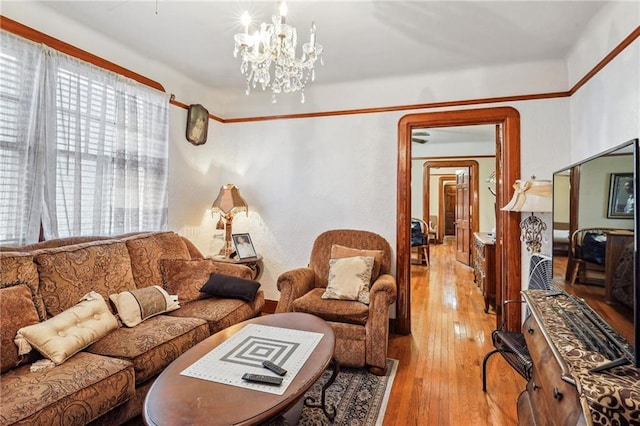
[[35, 0, 608, 92]]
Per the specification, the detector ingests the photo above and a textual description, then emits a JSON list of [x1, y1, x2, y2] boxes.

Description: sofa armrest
[[210, 262, 253, 280], [275, 267, 315, 313]]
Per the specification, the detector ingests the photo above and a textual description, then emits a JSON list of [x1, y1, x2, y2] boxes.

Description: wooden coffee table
[[143, 313, 335, 425]]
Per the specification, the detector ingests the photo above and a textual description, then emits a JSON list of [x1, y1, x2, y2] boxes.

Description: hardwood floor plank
[[384, 241, 522, 425]]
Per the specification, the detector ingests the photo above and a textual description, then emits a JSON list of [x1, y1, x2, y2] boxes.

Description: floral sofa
[[0, 231, 265, 426]]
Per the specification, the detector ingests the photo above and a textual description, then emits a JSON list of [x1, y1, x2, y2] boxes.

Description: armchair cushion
[[330, 244, 383, 283], [292, 288, 369, 325], [322, 256, 374, 303]]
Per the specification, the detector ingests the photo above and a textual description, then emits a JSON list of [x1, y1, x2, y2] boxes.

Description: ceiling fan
[[412, 130, 430, 144]]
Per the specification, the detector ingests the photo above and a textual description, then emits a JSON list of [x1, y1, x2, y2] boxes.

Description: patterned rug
[[268, 358, 398, 426]]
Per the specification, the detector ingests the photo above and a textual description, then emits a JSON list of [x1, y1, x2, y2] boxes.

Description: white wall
[[3, 2, 638, 302], [568, 2, 640, 161], [208, 99, 571, 299]]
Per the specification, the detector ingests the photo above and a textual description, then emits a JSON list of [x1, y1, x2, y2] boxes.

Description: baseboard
[[263, 299, 278, 314]]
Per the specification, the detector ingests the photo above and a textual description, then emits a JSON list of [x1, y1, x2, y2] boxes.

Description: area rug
[[270, 358, 398, 426]]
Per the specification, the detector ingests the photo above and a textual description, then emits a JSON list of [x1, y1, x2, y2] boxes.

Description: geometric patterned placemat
[[181, 324, 324, 395]]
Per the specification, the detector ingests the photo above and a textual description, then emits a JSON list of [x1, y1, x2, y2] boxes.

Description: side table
[[211, 254, 263, 279]]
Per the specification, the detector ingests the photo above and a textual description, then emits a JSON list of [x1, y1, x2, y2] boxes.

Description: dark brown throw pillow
[[200, 274, 260, 302]]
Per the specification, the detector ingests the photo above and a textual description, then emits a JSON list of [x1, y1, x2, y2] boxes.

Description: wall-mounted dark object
[[186, 104, 208, 145]]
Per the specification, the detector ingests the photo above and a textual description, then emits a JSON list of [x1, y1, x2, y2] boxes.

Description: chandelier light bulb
[[241, 11, 251, 34], [310, 21, 316, 45], [279, 1, 288, 20], [233, 0, 323, 103]]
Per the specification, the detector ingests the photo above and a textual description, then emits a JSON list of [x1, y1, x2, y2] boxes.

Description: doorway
[[443, 182, 456, 236], [439, 175, 456, 243], [396, 107, 522, 335], [422, 160, 481, 266]]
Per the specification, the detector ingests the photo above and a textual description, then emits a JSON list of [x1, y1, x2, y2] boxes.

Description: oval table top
[[143, 312, 335, 426]]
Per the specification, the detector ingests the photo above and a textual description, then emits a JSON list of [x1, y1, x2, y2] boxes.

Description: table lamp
[[501, 177, 552, 253], [211, 184, 248, 257]]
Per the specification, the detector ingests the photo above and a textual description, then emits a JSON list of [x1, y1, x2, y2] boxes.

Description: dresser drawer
[[523, 316, 585, 425]]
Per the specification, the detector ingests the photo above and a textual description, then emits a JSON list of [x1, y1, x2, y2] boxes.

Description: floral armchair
[[275, 229, 397, 375]]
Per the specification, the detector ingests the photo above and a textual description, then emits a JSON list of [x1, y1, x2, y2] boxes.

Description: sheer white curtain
[[0, 32, 55, 245], [50, 54, 169, 238], [0, 30, 169, 244]]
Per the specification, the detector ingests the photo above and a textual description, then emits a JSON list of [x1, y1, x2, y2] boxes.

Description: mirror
[[552, 141, 636, 346]]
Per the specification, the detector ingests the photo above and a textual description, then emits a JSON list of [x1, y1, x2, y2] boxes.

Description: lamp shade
[[501, 178, 552, 213], [211, 184, 248, 215]]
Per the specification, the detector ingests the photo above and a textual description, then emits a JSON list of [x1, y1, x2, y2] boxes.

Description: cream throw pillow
[[109, 285, 180, 327], [15, 291, 118, 365], [322, 256, 375, 304]]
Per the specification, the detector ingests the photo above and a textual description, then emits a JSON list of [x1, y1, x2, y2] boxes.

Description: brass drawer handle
[[553, 387, 563, 401], [532, 382, 540, 391], [527, 327, 534, 334]]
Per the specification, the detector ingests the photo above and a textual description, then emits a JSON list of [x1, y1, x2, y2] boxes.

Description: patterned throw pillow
[[109, 285, 180, 327], [160, 258, 220, 304], [0, 283, 43, 372], [322, 256, 375, 304], [15, 291, 119, 365]]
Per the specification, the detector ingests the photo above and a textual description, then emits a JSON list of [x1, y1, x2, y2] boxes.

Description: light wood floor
[[383, 241, 524, 425]]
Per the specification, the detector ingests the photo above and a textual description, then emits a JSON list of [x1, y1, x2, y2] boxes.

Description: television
[[552, 138, 639, 369]]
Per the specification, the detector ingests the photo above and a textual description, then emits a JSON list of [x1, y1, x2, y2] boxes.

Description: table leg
[[304, 358, 340, 420]]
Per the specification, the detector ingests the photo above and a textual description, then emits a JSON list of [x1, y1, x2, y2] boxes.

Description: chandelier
[[233, 1, 323, 103]]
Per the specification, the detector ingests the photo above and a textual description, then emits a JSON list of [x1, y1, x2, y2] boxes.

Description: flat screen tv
[[552, 138, 639, 369]]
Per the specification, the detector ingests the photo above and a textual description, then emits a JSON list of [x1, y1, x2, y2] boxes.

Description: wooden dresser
[[472, 232, 496, 313], [518, 290, 640, 425]]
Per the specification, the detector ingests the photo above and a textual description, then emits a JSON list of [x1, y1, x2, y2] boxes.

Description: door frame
[[423, 161, 479, 251], [396, 106, 521, 335]]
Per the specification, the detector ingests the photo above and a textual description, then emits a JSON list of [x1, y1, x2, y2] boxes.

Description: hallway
[[383, 240, 523, 425]]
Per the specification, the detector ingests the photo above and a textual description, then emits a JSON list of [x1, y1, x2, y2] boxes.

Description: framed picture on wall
[[232, 233, 257, 259], [186, 104, 208, 146], [607, 173, 634, 218]]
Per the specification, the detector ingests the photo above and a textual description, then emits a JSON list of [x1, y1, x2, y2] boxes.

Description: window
[[0, 31, 169, 245]]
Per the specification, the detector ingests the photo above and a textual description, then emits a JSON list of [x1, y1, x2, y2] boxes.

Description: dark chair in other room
[[411, 218, 430, 266], [428, 215, 438, 244], [482, 253, 554, 392], [568, 228, 617, 285]]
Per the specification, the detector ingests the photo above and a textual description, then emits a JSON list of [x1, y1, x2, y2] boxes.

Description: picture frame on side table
[[607, 173, 634, 218], [186, 104, 208, 145], [232, 233, 257, 259]]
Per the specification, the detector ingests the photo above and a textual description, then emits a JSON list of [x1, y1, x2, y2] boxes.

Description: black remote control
[[242, 373, 283, 385], [262, 360, 287, 376]]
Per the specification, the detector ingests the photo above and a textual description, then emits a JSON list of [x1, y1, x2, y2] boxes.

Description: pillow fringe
[[30, 359, 55, 372]]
